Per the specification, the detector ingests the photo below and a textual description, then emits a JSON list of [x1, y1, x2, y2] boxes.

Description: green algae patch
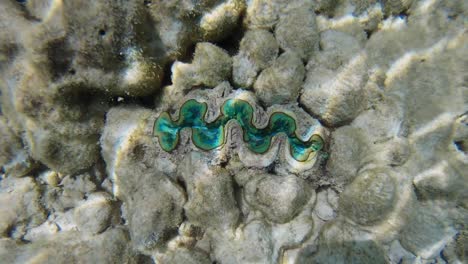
[[154, 99, 324, 162]]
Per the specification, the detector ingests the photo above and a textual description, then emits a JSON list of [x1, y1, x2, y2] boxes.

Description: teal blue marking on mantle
[[153, 99, 324, 162]]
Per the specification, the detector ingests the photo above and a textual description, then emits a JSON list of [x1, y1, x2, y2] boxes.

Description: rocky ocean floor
[[0, 0, 467, 263]]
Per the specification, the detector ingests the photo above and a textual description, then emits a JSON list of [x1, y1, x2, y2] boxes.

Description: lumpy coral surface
[[0, 0, 467, 263]]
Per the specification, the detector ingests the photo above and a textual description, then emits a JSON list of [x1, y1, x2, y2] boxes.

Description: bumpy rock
[[156, 248, 211, 264], [1, 0, 246, 175], [453, 114, 468, 155], [382, 0, 414, 16], [299, 220, 388, 263], [74, 192, 117, 235], [43, 173, 97, 213], [314, 0, 341, 16], [0, 117, 35, 177], [146, 0, 209, 59], [253, 51, 305, 105], [101, 107, 185, 251], [326, 126, 369, 189], [400, 205, 457, 259], [244, 0, 279, 29], [171, 42, 232, 91], [275, 7, 319, 61], [245, 173, 313, 223], [351, 0, 379, 14], [413, 160, 468, 202], [314, 189, 337, 221], [232, 30, 279, 88], [0, 227, 141, 264], [339, 169, 396, 225], [455, 230, 468, 262], [269, 192, 316, 262], [211, 220, 274, 263], [439, 229, 468, 263], [319, 30, 363, 69], [126, 176, 185, 251], [179, 152, 239, 230], [350, 97, 405, 144], [0, 177, 46, 238], [307, 239, 388, 264], [200, 0, 245, 41], [238, 30, 279, 69], [300, 50, 368, 127], [384, 38, 465, 132]]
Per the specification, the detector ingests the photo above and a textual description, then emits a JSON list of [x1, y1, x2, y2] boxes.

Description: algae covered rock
[[0, 227, 142, 264], [210, 220, 275, 264], [42, 172, 97, 213], [200, 0, 245, 41], [101, 107, 185, 251], [318, 30, 363, 69], [244, 0, 280, 29], [74, 192, 117, 235], [300, 51, 368, 127], [0, 0, 246, 175], [126, 176, 185, 251], [0, 117, 35, 177], [179, 152, 240, 231], [244, 173, 313, 223], [381, 0, 414, 16], [156, 248, 211, 264], [339, 169, 397, 225], [172, 42, 232, 91], [253, 51, 305, 105], [233, 30, 279, 88], [299, 220, 388, 264], [299, 29, 367, 128], [400, 205, 457, 259], [275, 6, 319, 61], [325, 126, 369, 189], [412, 160, 468, 202], [0, 177, 46, 238]]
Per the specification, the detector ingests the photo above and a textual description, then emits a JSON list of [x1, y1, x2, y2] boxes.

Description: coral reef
[[0, 0, 467, 263]]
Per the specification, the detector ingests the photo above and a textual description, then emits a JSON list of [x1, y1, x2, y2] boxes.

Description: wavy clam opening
[[153, 99, 324, 162]]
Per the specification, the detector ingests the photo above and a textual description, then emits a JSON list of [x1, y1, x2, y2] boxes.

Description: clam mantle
[[154, 99, 325, 162]]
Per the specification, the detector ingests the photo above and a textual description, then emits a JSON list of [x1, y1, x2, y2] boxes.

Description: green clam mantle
[[153, 99, 324, 161]]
